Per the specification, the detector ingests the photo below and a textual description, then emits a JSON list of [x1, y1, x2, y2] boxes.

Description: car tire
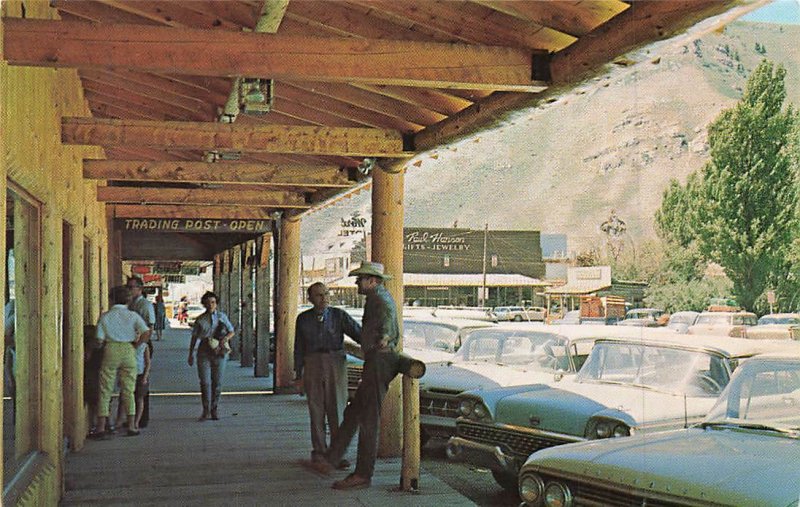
[[513, 315, 522, 322], [491, 470, 518, 492]]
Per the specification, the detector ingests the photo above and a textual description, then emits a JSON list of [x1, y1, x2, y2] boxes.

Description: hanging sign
[[118, 218, 271, 233]]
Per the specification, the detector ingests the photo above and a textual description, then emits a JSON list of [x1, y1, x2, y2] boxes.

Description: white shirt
[[97, 304, 148, 343]]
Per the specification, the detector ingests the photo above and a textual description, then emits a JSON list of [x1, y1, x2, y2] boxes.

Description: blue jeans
[[197, 349, 227, 414]]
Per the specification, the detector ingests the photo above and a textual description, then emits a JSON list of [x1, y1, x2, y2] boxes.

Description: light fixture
[[239, 77, 273, 114], [357, 157, 376, 175]]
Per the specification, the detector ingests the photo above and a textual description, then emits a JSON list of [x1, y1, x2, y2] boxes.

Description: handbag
[[207, 320, 232, 355]]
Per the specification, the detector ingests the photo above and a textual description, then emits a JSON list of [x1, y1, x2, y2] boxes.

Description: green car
[[518, 354, 800, 506]]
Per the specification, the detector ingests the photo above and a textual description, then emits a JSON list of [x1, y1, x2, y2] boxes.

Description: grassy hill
[[302, 21, 800, 257]]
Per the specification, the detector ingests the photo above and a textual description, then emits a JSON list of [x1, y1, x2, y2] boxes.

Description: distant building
[[545, 266, 647, 314], [320, 227, 549, 307]]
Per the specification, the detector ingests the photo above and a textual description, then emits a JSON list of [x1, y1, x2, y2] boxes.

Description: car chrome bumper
[[420, 414, 457, 438], [445, 436, 521, 475]]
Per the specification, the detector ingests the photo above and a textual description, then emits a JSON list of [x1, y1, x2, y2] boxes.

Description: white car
[[687, 310, 757, 337], [666, 310, 699, 333], [745, 312, 800, 340], [185, 304, 205, 326], [419, 324, 676, 443], [494, 306, 528, 322]]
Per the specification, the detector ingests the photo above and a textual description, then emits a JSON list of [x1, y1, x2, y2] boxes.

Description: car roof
[[467, 323, 678, 342], [697, 310, 756, 316], [758, 313, 800, 318], [404, 316, 496, 329], [594, 333, 800, 358], [670, 310, 699, 316]]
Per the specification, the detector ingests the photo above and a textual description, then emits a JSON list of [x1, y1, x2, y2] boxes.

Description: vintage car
[[345, 316, 496, 398], [745, 312, 800, 340], [446, 333, 799, 490], [419, 324, 668, 443], [666, 310, 699, 334], [494, 306, 528, 322], [432, 306, 498, 322], [524, 307, 548, 322], [517, 354, 800, 506], [616, 307, 666, 327], [549, 310, 581, 325], [687, 310, 757, 337]]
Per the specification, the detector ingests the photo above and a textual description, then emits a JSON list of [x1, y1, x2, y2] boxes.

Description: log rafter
[[96, 186, 309, 208], [4, 18, 546, 92], [84, 160, 352, 188], [62, 118, 411, 158]]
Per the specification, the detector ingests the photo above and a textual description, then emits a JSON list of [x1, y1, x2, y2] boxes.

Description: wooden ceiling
[[3, 0, 750, 234]]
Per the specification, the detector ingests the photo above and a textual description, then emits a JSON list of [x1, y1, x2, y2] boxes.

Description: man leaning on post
[[301, 261, 402, 490], [294, 282, 361, 468]]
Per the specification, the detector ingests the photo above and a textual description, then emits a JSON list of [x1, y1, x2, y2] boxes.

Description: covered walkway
[[61, 326, 471, 506]]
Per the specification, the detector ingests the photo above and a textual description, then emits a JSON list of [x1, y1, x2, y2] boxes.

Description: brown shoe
[[336, 459, 351, 470], [300, 459, 334, 477], [332, 473, 371, 490]]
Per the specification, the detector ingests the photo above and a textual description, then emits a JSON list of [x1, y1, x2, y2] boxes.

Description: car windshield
[[454, 329, 571, 370], [703, 359, 800, 433], [626, 310, 659, 320], [403, 321, 458, 352], [695, 314, 732, 325], [733, 315, 757, 325], [576, 342, 729, 397], [669, 313, 697, 325], [757, 316, 800, 325]]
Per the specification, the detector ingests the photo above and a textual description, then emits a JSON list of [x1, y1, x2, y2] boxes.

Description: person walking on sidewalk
[[92, 285, 150, 439], [188, 291, 235, 421], [294, 282, 361, 466], [303, 262, 401, 491]]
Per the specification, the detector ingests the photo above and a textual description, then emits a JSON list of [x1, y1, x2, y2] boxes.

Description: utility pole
[[480, 223, 488, 307]]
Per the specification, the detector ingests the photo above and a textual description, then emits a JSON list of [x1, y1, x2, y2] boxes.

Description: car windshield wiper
[[699, 421, 800, 436]]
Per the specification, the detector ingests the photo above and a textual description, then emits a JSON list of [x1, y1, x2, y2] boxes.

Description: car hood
[[525, 428, 800, 505], [403, 347, 454, 363], [419, 362, 555, 394], [495, 381, 716, 436]]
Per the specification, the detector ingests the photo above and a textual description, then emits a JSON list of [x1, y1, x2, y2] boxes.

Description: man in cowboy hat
[[303, 261, 401, 490]]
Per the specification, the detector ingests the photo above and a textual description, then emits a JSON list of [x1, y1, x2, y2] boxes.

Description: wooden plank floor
[[62, 325, 474, 506]]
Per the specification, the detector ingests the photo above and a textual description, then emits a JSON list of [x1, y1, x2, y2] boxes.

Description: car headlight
[[613, 424, 630, 437], [472, 402, 488, 420], [595, 421, 611, 438], [543, 482, 573, 507], [459, 399, 474, 417], [519, 473, 545, 504]]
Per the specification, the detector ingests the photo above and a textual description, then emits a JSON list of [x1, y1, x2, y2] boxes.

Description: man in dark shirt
[[303, 262, 401, 491], [294, 282, 361, 465]]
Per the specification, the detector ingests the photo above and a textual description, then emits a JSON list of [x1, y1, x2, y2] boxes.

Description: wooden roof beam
[[114, 205, 275, 220], [96, 186, 309, 208], [4, 18, 548, 92], [62, 118, 411, 157], [84, 160, 353, 188]]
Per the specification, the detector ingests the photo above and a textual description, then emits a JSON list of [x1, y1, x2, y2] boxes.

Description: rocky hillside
[[302, 21, 800, 256]]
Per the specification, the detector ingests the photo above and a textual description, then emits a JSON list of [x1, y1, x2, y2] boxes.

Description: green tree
[[655, 60, 798, 311]]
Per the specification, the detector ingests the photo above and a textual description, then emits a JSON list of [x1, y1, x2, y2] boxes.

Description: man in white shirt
[[92, 285, 150, 439]]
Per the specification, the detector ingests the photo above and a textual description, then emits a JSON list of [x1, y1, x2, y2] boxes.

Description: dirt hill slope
[[302, 22, 800, 256]]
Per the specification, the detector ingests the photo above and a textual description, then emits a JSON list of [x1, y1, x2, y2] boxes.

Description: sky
[[742, 0, 800, 24]]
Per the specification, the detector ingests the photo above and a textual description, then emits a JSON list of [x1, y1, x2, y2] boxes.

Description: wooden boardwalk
[[62, 325, 474, 506]]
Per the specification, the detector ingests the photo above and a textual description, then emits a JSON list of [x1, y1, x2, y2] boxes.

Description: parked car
[[418, 324, 668, 444], [687, 310, 757, 337], [432, 306, 497, 322], [745, 312, 800, 340], [666, 310, 699, 334], [616, 307, 666, 327], [517, 353, 800, 506], [446, 333, 799, 491], [494, 306, 528, 322], [549, 310, 581, 325], [524, 307, 547, 322], [345, 316, 496, 398]]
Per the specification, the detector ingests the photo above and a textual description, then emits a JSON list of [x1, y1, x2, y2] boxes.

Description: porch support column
[[241, 240, 256, 367], [229, 244, 242, 361], [372, 165, 419, 491], [255, 234, 272, 377], [213, 254, 222, 300], [275, 214, 300, 389]]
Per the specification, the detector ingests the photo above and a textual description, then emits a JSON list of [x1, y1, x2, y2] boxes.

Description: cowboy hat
[[348, 261, 392, 280]]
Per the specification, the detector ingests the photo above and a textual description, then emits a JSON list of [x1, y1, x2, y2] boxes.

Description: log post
[[274, 214, 300, 389]]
